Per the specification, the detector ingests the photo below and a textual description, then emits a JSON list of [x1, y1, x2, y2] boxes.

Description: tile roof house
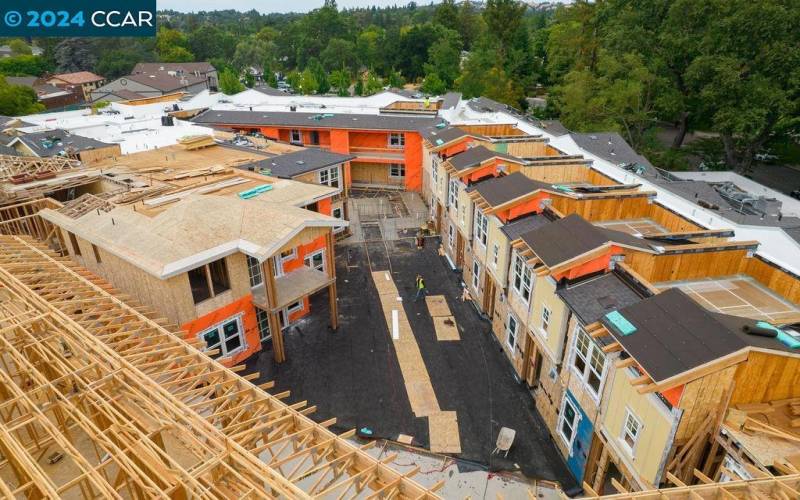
[[47, 72, 106, 102], [91, 62, 218, 102]]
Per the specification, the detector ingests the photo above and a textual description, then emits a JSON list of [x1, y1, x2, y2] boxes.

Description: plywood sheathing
[[370, 272, 461, 455], [433, 316, 460, 341], [428, 411, 462, 454], [426, 295, 452, 317]]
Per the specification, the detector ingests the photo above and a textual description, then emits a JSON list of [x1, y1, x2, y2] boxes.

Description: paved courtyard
[[244, 193, 577, 490]]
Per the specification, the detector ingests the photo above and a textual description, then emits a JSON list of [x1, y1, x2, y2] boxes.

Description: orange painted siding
[[441, 138, 472, 158], [552, 246, 622, 282], [350, 131, 393, 149], [329, 129, 350, 154], [317, 197, 332, 216], [497, 193, 549, 222], [180, 295, 260, 366], [260, 127, 281, 140], [404, 133, 423, 191]]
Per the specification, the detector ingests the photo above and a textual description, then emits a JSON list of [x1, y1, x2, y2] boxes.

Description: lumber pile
[[177, 134, 216, 150]]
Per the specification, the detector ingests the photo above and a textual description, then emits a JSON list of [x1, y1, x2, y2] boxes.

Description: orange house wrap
[[180, 295, 260, 367]]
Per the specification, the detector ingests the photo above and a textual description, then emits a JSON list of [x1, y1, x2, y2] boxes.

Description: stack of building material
[[177, 134, 216, 150]]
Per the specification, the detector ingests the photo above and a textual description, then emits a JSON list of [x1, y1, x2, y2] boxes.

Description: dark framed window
[[188, 258, 230, 304]]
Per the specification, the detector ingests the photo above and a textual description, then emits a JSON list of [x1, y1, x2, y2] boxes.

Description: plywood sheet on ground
[[371, 271, 441, 418], [428, 411, 461, 454], [426, 295, 452, 317], [433, 316, 460, 341]]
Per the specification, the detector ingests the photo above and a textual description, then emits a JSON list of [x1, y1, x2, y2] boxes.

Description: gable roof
[[240, 149, 355, 178], [600, 288, 798, 383], [448, 145, 520, 171], [469, 172, 552, 207], [51, 71, 104, 84], [123, 72, 207, 92], [519, 214, 654, 267], [191, 109, 435, 132], [11, 129, 114, 157], [420, 123, 471, 145]]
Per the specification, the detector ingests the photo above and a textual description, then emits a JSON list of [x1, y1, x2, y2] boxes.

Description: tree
[[156, 28, 194, 62], [54, 38, 98, 72], [329, 69, 351, 96], [299, 67, 319, 94], [0, 76, 45, 115], [433, 0, 459, 32], [9, 40, 31, 56], [363, 72, 383, 96], [95, 49, 143, 79], [457, 0, 484, 50], [0, 56, 52, 76], [320, 39, 357, 72], [306, 58, 329, 94], [244, 73, 255, 88], [555, 52, 669, 149], [218, 68, 244, 95], [423, 29, 461, 89], [356, 26, 386, 72], [233, 37, 275, 71], [188, 26, 237, 61], [685, 0, 799, 172], [421, 73, 446, 95], [386, 69, 404, 88]]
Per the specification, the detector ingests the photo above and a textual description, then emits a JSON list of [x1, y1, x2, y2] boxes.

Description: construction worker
[[414, 274, 427, 302]]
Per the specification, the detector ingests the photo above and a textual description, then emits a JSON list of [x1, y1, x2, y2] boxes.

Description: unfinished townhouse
[[190, 110, 435, 191], [2, 141, 347, 365], [418, 116, 800, 495], [238, 147, 355, 228]]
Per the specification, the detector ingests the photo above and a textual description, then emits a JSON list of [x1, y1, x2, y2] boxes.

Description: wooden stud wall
[[505, 141, 554, 158]]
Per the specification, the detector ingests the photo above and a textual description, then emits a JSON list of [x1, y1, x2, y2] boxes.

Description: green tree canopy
[[218, 67, 245, 95], [0, 76, 45, 115]]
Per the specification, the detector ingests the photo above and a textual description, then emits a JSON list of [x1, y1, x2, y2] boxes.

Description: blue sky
[[157, 0, 437, 14]]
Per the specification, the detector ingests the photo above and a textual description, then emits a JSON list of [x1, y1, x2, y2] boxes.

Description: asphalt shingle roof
[[469, 172, 552, 207], [448, 146, 520, 172], [239, 148, 355, 178], [558, 272, 645, 326], [192, 109, 435, 132], [14, 129, 114, 157]]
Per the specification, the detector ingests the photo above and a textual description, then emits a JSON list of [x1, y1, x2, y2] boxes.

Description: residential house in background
[[4, 76, 81, 110], [91, 62, 217, 102], [46, 71, 106, 102]]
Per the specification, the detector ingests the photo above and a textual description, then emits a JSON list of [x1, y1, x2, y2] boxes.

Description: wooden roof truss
[[0, 154, 80, 182], [0, 235, 442, 499]]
